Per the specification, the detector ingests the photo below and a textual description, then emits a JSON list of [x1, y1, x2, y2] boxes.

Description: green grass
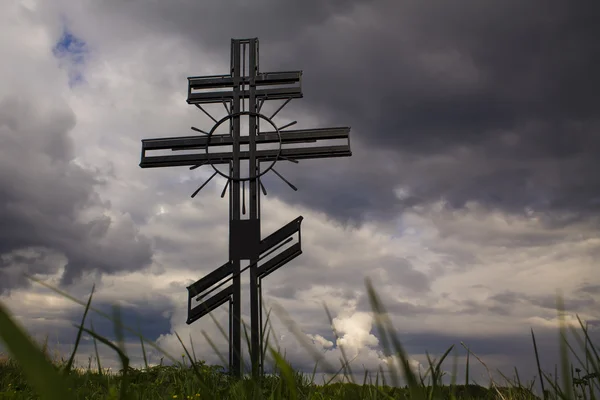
[[0, 275, 597, 399]]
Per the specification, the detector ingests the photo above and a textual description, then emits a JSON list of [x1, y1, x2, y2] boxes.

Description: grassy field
[[0, 275, 597, 399]]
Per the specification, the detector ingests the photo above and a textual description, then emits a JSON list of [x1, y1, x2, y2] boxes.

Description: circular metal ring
[[205, 111, 281, 182]]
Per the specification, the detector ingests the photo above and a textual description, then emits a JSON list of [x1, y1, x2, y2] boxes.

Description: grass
[[0, 275, 597, 399]]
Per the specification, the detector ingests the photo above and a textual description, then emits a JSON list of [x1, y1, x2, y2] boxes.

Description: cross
[[139, 38, 352, 379]]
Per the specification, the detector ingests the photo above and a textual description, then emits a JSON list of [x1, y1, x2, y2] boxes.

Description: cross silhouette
[[139, 38, 352, 378]]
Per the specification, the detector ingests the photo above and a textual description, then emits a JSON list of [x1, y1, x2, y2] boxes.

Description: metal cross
[[139, 38, 352, 379]]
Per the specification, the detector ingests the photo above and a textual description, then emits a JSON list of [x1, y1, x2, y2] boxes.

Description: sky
[[1, 0, 599, 391]]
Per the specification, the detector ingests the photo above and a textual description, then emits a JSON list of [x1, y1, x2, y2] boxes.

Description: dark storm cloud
[[580, 284, 600, 295], [286, 1, 600, 149], [206, 1, 600, 224], [86, 0, 600, 224], [73, 299, 174, 342], [93, 0, 365, 52], [353, 288, 598, 324], [11, 299, 172, 346], [489, 290, 598, 314], [278, 1, 600, 222], [0, 95, 153, 293]]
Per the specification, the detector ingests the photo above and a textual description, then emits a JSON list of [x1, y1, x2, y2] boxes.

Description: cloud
[[46, 0, 600, 227], [0, 95, 153, 291], [0, 3, 152, 293], [1, 0, 599, 390]]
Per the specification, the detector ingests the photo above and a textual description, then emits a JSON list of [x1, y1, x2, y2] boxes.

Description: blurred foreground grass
[[0, 276, 597, 399]]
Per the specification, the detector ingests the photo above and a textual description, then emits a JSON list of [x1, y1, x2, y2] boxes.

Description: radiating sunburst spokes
[[195, 104, 218, 123], [278, 120, 297, 131], [191, 170, 218, 198], [221, 179, 231, 198], [242, 180, 246, 215], [271, 168, 298, 191], [190, 161, 207, 171], [269, 97, 292, 120], [258, 177, 268, 196], [222, 100, 231, 115], [187, 103, 304, 198], [278, 155, 299, 164], [191, 126, 210, 135]]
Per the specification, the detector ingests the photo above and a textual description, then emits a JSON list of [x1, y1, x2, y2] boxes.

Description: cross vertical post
[[247, 39, 261, 380], [229, 38, 242, 379]]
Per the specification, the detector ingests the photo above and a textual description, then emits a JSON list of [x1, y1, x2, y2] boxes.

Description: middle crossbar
[[141, 127, 350, 150]]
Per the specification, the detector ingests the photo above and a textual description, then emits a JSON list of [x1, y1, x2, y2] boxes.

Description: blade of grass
[[532, 328, 547, 399], [139, 322, 149, 370], [90, 320, 102, 377], [366, 277, 424, 398], [431, 345, 454, 399], [577, 315, 600, 377], [425, 352, 436, 399], [361, 366, 369, 397], [112, 305, 126, 359], [543, 369, 568, 400], [263, 302, 281, 354], [556, 363, 560, 399], [64, 284, 95, 374], [450, 347, 458, 400], [496, 368, 513, 387], [310, 358, 319, 386], [269, 301, 339, 376], [201, 329, 228, 370], [261, 308, 274, 375], [242, 319, 253, 376], [418, 362, 428, 388], [0, 301, 74, 400], [556, 292, 575, 400], [497, 368, 517, 400], [584, 320, 594, 399], [434, 345, 454, 381], [270, 347, 298, 400], [189, 333, 198, 365], [461, 342, 506, 400], [205, 305, 232, 359], [365, 279, 400, 389], [74, 324, 130, 400], [173, 331, 212, 395], [562, 331, 592, 377], [324, 303, 355, 384], [323, 361, 348, 386], [514, 366, 522, 388], [465, 345, 470, 386]]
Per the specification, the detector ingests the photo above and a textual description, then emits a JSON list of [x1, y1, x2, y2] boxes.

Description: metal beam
[[188, 71, 301, 90], [256, 242, 302, 279], [140, 145, 351, 168], [187, 285, 234, 324], [230, 38, 242, 379], [187, 87, 302, 104], [259, 216, 303, 254], [248, 38, 260, 380], [186, 261, 233, 297], [187, 70, 301, 105], [141, 127, 350, 150]]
